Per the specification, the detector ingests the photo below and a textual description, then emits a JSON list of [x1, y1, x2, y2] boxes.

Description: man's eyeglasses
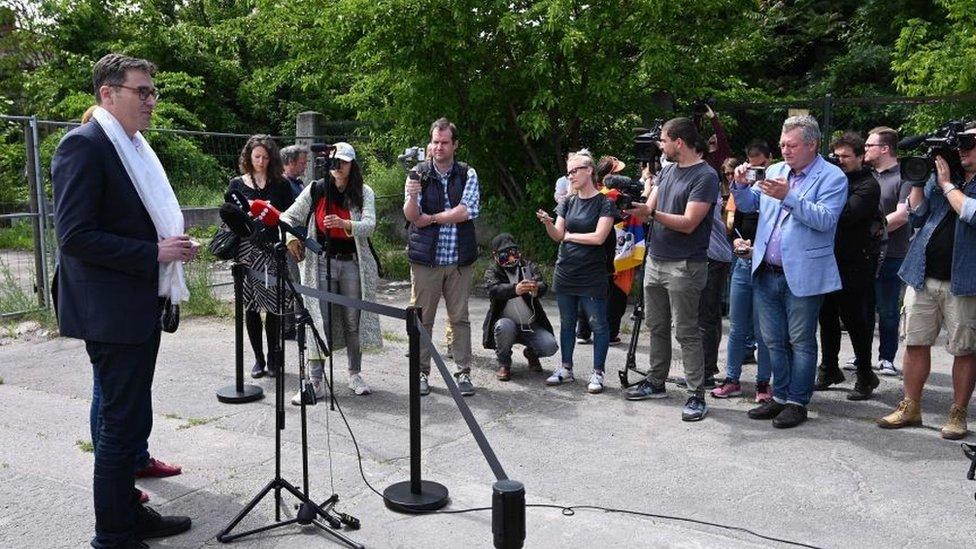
[[567, 166, 590, 177], [864, 143, 886, 149], [113, 85, 160, 102]]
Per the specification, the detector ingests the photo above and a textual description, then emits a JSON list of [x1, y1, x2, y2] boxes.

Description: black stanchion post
[[492, 480, 525, 549], [216, 263, 264, 404], [383, 306, 449, 513]]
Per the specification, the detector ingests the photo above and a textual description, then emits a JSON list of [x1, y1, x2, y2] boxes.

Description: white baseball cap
[[334, 142, 356, 163]]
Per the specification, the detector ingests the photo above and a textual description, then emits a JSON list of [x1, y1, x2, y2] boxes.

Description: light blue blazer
[[731, 155, 848, 297]]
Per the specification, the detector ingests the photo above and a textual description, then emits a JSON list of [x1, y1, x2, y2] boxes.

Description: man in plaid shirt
[[404, 118, 481, 396]]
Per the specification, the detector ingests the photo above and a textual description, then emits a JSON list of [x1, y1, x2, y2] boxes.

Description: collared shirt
[[763, 157, 817, 266], [872, 164, 911, 258], [407, 161, 480, 265], [285, 175, 305, 200]]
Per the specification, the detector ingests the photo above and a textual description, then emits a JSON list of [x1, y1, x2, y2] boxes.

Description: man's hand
[[414, 213, 435, 228], [758, 177, 789, 200], [515, 280, 536, 296], [624, 201, 653, 220], [935, 155, 953, 189], [705, 104, 716, 119], [732, 162, 752, 185], [287, 239, 305, 261], [405, 177, 421, 198], [158, 235, 198, 263], [732, 238, 753, 259]]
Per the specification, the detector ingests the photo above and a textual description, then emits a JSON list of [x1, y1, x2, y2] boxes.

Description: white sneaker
[[842, 356, 858, 371], [877, 359, 900, 376], [291, 379, 326, 405], [348, 373, 371, 396], [546, 366, 575, 386], [587, 371, 605, 394]]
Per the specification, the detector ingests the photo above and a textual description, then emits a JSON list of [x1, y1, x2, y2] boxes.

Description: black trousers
[[819, 264, 876, 377], [699, 260, 731, 379], [86, 330, 160, 548]]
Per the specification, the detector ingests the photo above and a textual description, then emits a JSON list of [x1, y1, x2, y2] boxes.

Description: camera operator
[[403, 118, 480, 397], [700, 104, 731, 176], [814, 132, 882, 401], [730, 115, 847, 429], [622, 117, 719, 422], [861, 127, 911, 376], [878, 124, 976, 439]]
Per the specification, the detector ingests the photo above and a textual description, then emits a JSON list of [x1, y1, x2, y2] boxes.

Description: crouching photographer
[[878, 123, 976, 439], [483, 234, 557, 381]]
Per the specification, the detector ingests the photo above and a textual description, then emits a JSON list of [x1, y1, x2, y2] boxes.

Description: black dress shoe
[[748, 399, 785, 420], [847, 372, 881, 401], [250, 361, 266, 378], [135, 505, 192, 540], [814, 367, 845, 391], [772, 403, 808, 428]]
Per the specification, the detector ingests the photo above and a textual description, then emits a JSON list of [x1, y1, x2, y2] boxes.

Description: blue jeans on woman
[[725, 258, 771, 383], [556, 293, 609, 372], [92, 374, 150, 471]]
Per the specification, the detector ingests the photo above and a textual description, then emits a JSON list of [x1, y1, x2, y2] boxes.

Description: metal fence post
[[24, 116, 50, 308], [820, 94, 833, 155]]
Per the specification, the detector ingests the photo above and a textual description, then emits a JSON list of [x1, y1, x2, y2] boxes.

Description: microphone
[[898, 134, 927, 150], [224, 188, 251, 213], [219, 202, 256, 238], [249, 199, 323, 255]]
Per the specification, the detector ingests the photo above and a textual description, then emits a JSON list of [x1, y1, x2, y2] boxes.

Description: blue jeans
[[874, 257, 904, 362], [556, 293, 609, 371], [755, 268, 823, 406], [725, 258, 772, 383], [92, 373, 150, 472]]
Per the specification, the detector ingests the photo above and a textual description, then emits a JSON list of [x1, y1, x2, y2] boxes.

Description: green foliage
[[0, 258, 36, 314], [75, 439, 94, 453], [183, 250, 231, 318], [0, 221, 34, 250]]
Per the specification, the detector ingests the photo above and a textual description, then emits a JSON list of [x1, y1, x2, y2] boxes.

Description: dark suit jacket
[[52, 120, 161, 344]]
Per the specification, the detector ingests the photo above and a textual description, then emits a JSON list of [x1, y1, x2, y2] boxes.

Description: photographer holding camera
[[878, 124, 976, 439], [403, 118, 480, 397], [621, 117, 719, 422]]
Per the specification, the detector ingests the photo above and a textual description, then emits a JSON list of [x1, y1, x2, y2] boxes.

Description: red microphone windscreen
[[249, 199, 280, 226]]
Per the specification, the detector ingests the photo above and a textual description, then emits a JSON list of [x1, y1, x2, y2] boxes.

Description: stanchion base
[[383, 480, 449, 513], [216, 384, 264, 404]]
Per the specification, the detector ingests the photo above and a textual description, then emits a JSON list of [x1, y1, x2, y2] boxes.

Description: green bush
[[0, 222, 34, 251]]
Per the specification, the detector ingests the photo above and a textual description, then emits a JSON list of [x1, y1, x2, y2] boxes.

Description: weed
[[177, 417, 218, 430], [382, 331, 406, 343], [75, 439, 94, 453]]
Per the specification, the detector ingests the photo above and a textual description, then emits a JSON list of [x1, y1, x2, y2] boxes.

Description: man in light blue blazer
[[730, 115, 848, 428]]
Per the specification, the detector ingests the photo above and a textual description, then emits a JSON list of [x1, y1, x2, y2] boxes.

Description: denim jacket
[[898, 174, 976, 295]]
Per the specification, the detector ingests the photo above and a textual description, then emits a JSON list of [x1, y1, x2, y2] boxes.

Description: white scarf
[[92, 107, 189, 302]]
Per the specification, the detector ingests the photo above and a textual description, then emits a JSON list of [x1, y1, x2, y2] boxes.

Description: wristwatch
[[943, 184, 959, 196]]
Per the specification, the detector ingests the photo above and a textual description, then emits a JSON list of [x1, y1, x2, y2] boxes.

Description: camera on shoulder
[[900, 120, 975, 186]]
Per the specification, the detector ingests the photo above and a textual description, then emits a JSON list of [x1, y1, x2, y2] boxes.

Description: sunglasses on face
[[496, 248, 521, 265]]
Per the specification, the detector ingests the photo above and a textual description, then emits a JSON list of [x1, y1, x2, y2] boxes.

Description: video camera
[[310, 143, 337, 171], [634, 121, 663, 164], [691, 97, 716, 116], [604, 174, 646, 211], [900, 120, 975, 186], [397, 146, 426, 172]]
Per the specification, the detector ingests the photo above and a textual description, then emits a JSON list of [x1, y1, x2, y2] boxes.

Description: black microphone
[[250, 199, 323, 255], [219, 203, 256, 238], [224, 189, 251, 213], [898, 134, 927, 150]]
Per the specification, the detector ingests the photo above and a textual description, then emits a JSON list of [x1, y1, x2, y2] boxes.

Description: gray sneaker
[[625, 379, 667, 400], [681, 395, 708, 422], [457, 372, 475, 396], [419, 372, 430, 396], [877, 359, 900, 376]]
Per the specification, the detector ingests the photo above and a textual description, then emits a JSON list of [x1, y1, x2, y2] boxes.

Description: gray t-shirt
[[647, 162, 719, 262], [553, 193, 618, 298], [873, 164, 912, 259]]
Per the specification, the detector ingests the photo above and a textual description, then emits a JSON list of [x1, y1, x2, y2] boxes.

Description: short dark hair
[[280, 144, 309, 165], [830, 131, 865, 156], [868, 126, 898, 150], [92, 54, 157, 104], [662, 117, 700, 149], [430, 117, 458, 142], [745, 139, 770, 158]]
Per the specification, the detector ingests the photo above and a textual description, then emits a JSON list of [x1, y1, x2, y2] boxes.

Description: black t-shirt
[[647, 162, 719, 261], [925, 209, 956, 281], [553, 193, 618, 298], [732, 209, 759, 243], [227, 175, 295, 244]]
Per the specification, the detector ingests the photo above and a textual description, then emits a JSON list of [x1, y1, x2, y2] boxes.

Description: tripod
[[617, 222, 653, 389], [217, 239, 362, 549]]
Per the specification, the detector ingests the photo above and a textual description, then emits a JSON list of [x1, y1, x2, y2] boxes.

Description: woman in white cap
[[281, 142, 383, 401]]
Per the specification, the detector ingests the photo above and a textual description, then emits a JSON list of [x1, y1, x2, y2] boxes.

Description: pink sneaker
[[710, 380, 742, 399], [755, 381, 772, 403]]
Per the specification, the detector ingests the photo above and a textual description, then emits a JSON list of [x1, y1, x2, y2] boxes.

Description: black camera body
[[310, 142, 338, 171], [634, 121, 663, 164], [744, 166, 766, 183], [900, 120, 973, 186], [692, 97, 716, 116], [398, 146, 427, 172], [604, 174, 646, 211]]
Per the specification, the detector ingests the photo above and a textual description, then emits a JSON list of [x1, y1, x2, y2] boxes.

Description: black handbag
[[161, 297, 180, 333], [208, 224, 240, 260]]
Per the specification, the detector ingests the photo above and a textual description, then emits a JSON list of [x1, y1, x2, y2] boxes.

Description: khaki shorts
[[902, 278, 976, 355]]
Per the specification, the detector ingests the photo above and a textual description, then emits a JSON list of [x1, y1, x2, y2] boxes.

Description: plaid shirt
[[409, 162, 480, 265]]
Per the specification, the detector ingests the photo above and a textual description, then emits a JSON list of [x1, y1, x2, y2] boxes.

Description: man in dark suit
[[53, 53, 194, 548]]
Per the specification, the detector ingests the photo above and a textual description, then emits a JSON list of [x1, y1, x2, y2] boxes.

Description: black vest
[[407, 160, 477, 266]]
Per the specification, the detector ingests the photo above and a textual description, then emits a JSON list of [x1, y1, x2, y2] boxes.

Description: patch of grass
[[379, 249, 410, 281], [176, 184, 223, 206], [177, 417, 218, 430], [187, 224, 219, 241], [75, 439, 94, 453], [382, 331, 406, 343], [0, 222, 34, 251], [0, 258, 36, 313], [182, 256, 231, 318], [163, 413, 181, 420]]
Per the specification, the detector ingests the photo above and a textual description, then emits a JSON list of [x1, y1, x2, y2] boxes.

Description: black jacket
[[482, 259, 553, 349], [835, 167, 881, 269]]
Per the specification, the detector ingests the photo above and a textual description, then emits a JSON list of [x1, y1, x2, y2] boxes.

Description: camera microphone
[[219, 202, 256, 238], [249, 199, 323, 255]]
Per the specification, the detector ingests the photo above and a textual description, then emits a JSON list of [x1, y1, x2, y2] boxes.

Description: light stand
[[217, 238, 361, 549]]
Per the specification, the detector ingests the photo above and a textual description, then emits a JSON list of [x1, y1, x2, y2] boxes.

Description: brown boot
[[941, 404, 968, 440], [495, 364, 511, 381], [877, 397, 922, 429]]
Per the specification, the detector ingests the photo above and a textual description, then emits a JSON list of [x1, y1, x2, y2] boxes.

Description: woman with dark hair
[[281, 142, 382, 401], [227, 134, 295, 378], [536, 152, 617, 393]]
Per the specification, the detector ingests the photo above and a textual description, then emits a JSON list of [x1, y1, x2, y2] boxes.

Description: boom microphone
[[219, 202, 256, 238], [249, 199, 323, 255], [898, 134, 927, 150]]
